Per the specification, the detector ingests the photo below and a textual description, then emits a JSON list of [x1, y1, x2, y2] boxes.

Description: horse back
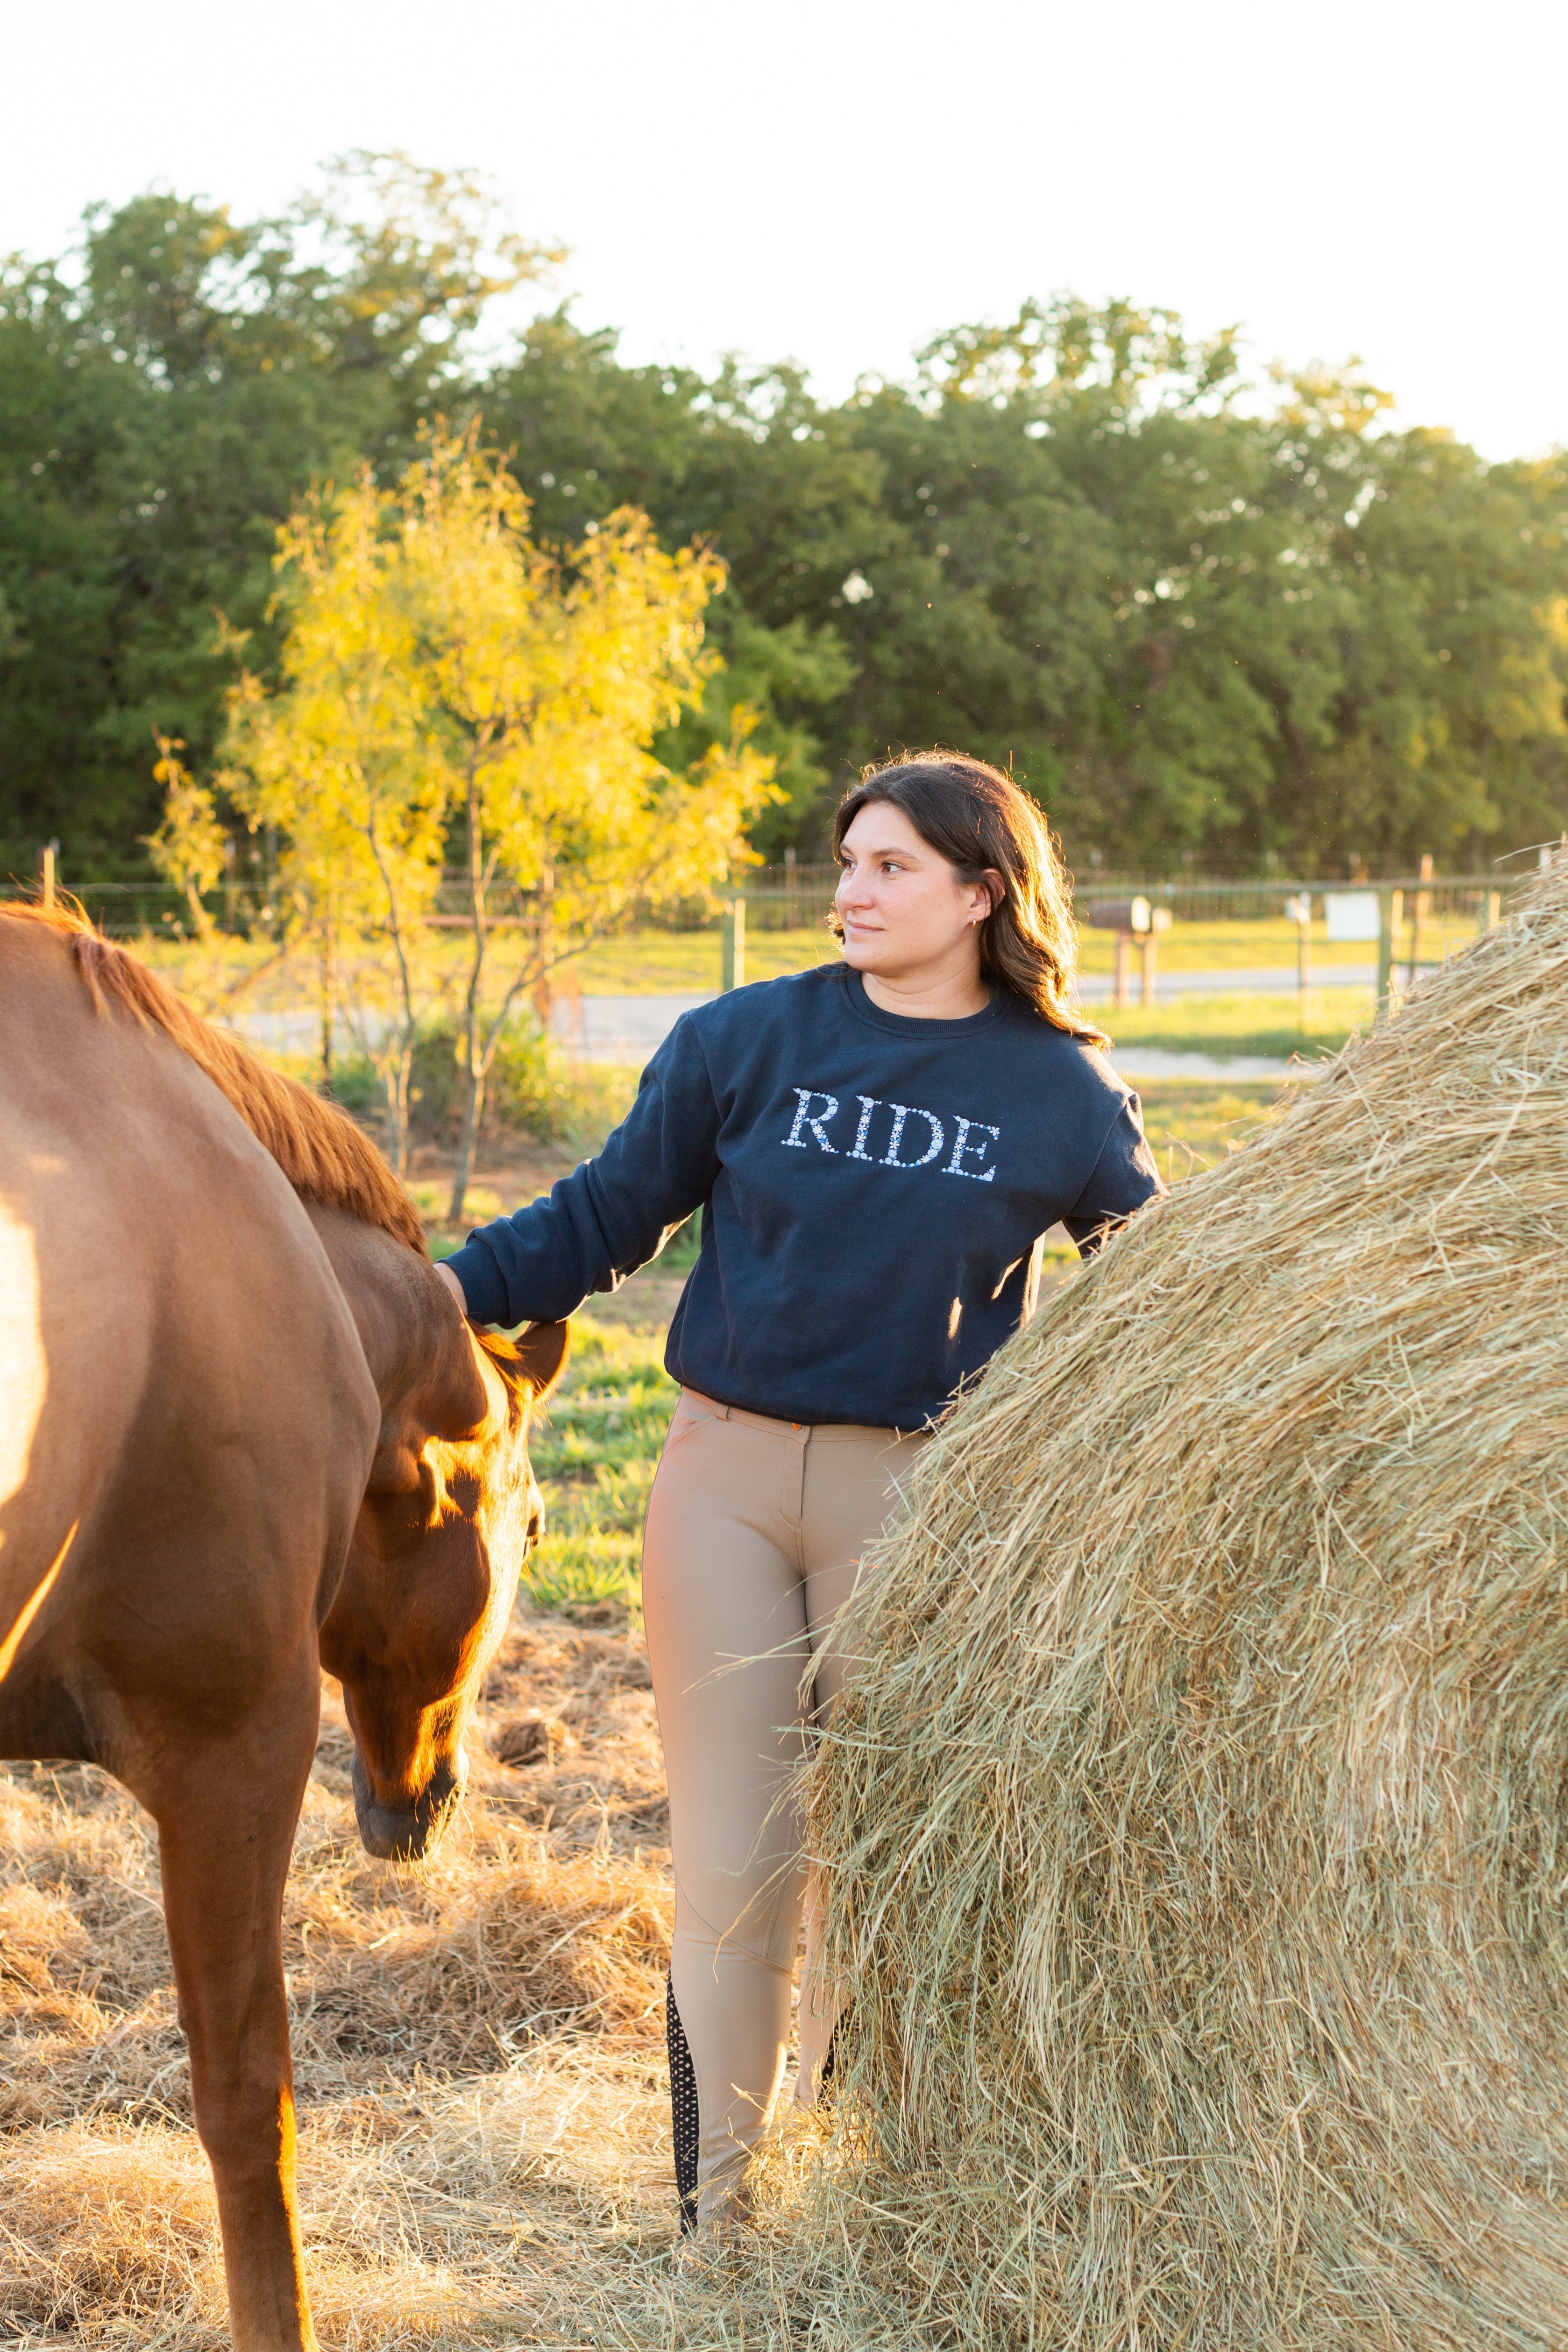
[[0, 919, 378, 1767]]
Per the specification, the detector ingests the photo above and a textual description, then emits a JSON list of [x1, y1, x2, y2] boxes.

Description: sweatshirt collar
[[839, 966, 1009, 1040]]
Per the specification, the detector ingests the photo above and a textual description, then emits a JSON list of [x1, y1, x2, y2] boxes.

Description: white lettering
[[782, 1088, 840, 1151], [848, 1095, 880, 1160], [882, 1103, 945, 1168], [781, 1085, 998, 1178], [946, 1115, 999, 1181]]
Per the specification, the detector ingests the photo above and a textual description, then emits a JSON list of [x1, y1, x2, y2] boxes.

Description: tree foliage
[[220, 425, 773, 1201], [3, 169, 1567, 877]]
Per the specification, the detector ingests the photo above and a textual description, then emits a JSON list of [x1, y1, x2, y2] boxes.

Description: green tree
[[0, 155, 557, 868], [7, 153, 1568, 880]]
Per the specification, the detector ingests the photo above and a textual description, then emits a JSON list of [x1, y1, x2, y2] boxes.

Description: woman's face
[[835, 801, 999, 982]]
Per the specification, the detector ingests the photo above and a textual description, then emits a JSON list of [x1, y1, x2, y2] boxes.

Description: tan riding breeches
[[640, 1389, 925, 2223]]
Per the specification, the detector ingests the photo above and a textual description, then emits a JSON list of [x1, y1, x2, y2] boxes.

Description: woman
[[436, 753, 1163, 2232]]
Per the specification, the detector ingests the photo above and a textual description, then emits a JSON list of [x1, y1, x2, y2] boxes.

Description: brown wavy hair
[[831, 751, 1107, 1045]]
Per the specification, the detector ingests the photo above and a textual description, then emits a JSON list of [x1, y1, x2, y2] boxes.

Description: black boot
[[666, 1970, 699, 2234]]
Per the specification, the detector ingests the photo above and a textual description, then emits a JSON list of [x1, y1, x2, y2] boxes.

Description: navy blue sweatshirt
[[443, 965, 1163, 1430]]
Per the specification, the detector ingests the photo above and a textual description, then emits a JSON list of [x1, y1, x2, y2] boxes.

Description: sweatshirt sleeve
[[440, 1015, 722, 1327], [1063, 1090, 1165, 1257]]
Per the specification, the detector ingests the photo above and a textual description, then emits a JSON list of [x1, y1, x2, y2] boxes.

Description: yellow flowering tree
[[224, 425, 774, 1205], [145, 733, 227, 940], [223, 473, 447, 1160]]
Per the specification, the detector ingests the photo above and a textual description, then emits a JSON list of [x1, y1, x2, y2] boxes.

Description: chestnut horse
[[0, 904, 567, 2350]]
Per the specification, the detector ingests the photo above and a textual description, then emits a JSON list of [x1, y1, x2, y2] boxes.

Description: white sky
[[4, 0, 1562, 461]]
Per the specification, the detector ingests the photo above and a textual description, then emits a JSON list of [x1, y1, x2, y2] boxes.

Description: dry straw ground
[[804, 860, 1568, 2349], [0, 1619, 691, 2347]]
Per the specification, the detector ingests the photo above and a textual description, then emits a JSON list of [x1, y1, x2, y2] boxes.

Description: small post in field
[[1412, 853, 1433, 973], [721, 896, 746, 992], [1086, 895, 1168, 1016], [39, 840, 57, 911], [1284, 892, 1312, 1018], [1375, 888, 1403, 1019], [1478, 887, 1502, 935]]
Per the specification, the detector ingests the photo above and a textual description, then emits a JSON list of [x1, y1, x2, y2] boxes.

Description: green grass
[[1102, 988, 1372, 1061], [561, 916, 1478, 990], [565, 924, 841, 991], [522, 1318, 680, 1623], [1136, 1077, 1285, 1185], [135, 909, 1484, 1010], [1077, 915, 1476, 975]]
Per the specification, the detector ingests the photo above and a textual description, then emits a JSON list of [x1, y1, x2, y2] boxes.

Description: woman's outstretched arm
[[437, 1016, 721, 1328]]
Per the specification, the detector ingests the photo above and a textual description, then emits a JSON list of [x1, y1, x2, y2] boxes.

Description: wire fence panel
[[0, 864, 1540, 940]]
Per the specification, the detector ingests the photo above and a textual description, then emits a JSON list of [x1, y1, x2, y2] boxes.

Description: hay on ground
[[801, 862, 1568, 2350], [0, 1617, 688, 2347]]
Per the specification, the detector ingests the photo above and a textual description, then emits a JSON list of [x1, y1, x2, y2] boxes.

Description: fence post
[[39, 840, 57, 911], [1284, 892, 1312, 1011], [1411, 853, 1432, 973], [1480, 887, 1501, 934], [721, 897, 746, 992], [1376, 888, 1396, 1020]]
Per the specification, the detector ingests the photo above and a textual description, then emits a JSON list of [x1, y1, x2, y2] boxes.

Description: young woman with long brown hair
[[436, 752, 1163, 2234]]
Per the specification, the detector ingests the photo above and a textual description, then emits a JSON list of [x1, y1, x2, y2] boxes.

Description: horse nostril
[[350, 1751, 466, 1863]]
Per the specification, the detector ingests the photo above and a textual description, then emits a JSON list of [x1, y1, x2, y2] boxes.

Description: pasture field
[[566, 911, 1476, 990], [1101, 987, 1370, 1060], [136, 907, 1474, 1010], [0, 1077, 1287, 2345]]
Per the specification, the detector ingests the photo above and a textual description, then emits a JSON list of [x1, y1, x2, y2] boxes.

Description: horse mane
[[4, 900, 427, 1256]]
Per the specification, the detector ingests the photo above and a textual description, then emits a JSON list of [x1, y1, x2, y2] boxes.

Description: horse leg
[[149, 1676, 320, 2352]]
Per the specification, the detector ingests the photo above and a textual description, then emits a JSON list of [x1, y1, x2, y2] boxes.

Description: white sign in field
[[1324, 891, 1382, 943]]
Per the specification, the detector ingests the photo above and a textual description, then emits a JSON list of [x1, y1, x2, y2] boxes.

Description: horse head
[[318, 1275, 569, 1862]]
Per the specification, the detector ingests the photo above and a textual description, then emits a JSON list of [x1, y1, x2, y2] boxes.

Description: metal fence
[[735, 863, 1539, 932], [0, 878, 196, 936], [0, 860, 1544, 940], [1072, 874, 1529, 926]]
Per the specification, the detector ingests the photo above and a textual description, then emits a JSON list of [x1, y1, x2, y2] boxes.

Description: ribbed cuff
[[439, 1236, 511, 1328]]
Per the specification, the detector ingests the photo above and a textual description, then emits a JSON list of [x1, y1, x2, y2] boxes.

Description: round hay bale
[[804, 868, 1568, 2350]]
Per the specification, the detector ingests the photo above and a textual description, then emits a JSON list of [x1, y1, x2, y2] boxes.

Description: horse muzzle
[[351, 1748, 467, 1862]]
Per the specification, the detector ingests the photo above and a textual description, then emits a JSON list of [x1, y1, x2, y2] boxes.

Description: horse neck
[[305, 1207, 489, 1440]]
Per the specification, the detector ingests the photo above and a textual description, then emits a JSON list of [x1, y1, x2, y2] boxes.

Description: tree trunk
[[531, 861, 556, 1030], [381, 1037, 415, 1177], [448, 767, 488, 1227], [447, 1055, 486, 1230], [318, 926, 335, 1095]]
